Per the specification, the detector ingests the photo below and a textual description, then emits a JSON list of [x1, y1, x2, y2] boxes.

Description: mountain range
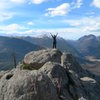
[[21, 35, 81, 57], [0, 34, 100, 72], [68, 34, 100, 59], [0, 36, 41, 70]]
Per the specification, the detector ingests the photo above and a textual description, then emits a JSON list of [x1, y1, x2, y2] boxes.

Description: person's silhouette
[[50, 33, 58, 48]]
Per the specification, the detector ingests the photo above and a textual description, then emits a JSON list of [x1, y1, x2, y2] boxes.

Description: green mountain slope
[[0, 36, 41, 70]]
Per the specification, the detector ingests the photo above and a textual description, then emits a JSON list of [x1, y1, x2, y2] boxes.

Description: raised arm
[[56, 33, 58, 37], [50, 33, 53, 37]]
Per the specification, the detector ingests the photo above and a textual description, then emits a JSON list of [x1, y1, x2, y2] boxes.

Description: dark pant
[[53, 42, 56, 48]]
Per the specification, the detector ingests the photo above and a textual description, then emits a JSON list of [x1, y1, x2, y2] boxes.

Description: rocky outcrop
[[24, 49, 62, 69], [0, 49, 100, 100], [0, 69, 59, 100], [61, 52, 89, 77]]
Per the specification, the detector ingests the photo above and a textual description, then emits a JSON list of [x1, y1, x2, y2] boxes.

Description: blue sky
[[0, 0, 100, 40]]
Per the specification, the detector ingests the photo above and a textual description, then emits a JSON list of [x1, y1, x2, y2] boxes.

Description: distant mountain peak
[[34, 34, 51, 39], [78, 34, 97, 42]]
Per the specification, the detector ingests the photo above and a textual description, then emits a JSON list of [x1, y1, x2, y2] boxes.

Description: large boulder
[[24, 49, 62, 69], [0, 69, 59, 100]]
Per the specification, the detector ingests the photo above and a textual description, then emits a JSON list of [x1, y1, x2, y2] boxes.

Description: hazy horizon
[[0, 33, 100, 40]]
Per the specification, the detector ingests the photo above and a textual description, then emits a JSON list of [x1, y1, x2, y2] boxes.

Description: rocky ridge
[[0, 49, 100, 100]]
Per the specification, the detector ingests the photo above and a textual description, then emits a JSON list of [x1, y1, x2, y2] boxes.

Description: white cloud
[[83, 22, 100, 32], [1, 16, 100, 40], [28, 21, 35, 26], [75, 0, 83, 8], [0, 0, 99, 39], [10, 28, 91, 40], [71, 0, 83, 9], [0, 1, 11, 11], [21, 24, 100, 39], [0, 24, 25, 34], [10, 0, 47, 4], [0, 13, 13, 22], [91, 0, 100, 8], [1, 18, 100, 39], [0, 0, 48, 22], [63, 20, 81, 26], [5, 28, 82, 39], [30, 0, 47, 4], [0, 0, 48, 5], [0, 2, 5, 10], [10, 0, 26, 4], [63, 16, 100, 33], [45, 3, 70, 17], [45, 0, 83, 17], [0, 1, 16, 22]]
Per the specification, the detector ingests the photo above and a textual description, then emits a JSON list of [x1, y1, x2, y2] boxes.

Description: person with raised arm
[[50, 33, 58, 48]]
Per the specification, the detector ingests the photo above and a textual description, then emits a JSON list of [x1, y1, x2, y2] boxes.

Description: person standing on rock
[[50, 33, 58, 48]]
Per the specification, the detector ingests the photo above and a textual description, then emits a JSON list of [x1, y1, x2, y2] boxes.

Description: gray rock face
[[0, 49, 100, 100], [61, 53, 83, 72], [0, 71, 9, 79], [39, 62, 74, 100], [0, 69, 59, 100], [61, 52, 90, 77], [24, 49, 62, 69], [39, 62, 68, 87]]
